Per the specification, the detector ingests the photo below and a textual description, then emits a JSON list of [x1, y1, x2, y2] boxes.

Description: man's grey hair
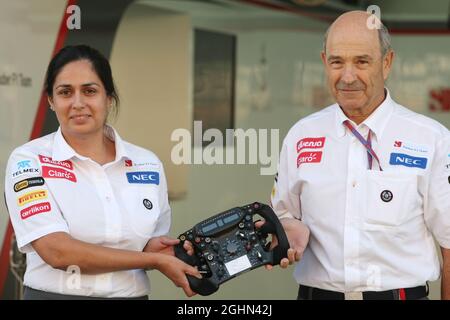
[[322, 20, 392, 57]]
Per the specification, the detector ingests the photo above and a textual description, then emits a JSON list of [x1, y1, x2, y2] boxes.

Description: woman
[[4, 45, 200, 299]]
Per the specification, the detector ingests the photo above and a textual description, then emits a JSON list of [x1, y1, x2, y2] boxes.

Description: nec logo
[[296, 137, 325, 153], [126, 171, 160, 185], [389, 153, 427, 169]]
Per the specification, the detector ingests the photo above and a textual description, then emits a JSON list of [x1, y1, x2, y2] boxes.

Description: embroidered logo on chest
[[389, 153, 427, 169], [295, 137, 325, 168], [126, 171, 160, 185]]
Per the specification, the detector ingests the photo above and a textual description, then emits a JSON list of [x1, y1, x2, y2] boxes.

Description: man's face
[[321, 25, 393, 113]]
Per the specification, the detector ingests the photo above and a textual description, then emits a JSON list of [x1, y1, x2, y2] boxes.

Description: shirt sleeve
[[424, 132, 450, 249], [270, 140, 302, 220], [151, 161, 171, 237], [4, 148, 70, 253]]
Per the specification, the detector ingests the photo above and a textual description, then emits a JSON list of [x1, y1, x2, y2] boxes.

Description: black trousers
[[23, 286, 148, 300], [297, 285, 428, 300]]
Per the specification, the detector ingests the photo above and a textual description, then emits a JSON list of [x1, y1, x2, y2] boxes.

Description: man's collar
[[52, 125, 131, 162], [335, 88, 395, 140]]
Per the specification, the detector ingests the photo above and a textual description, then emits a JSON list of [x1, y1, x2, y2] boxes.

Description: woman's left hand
[[143, 236, 194, 256]]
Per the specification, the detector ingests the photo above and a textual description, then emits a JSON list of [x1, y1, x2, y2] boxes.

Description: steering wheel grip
[[257, 204, 290, 265], [174, 243, 219, 296]]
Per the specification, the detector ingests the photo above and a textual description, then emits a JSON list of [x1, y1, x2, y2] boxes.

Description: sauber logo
[[296, 137, 325, 153], [42, 166, 77, 182], [17, 190, 47, 206], [394, 141, 402, 148], [297, 152, 323, 167], [39, 155, 73, 170], [125, 160, 133, 167], [20, 202, 51, 220]]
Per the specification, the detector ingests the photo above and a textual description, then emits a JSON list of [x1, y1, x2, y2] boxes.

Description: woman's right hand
[[155, 253, 202, 297]]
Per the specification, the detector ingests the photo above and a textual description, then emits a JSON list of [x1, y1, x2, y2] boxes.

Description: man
[[271, 11, 450, 300]]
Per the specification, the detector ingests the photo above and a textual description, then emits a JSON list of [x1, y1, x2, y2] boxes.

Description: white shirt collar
[[52, 125, 131, 163], [335, 88, 395, 140]]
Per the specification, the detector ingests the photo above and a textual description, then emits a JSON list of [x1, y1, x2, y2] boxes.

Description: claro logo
[[297, 152, 323, 167], [39, 155, 73, 170], [42, 166, 77, 182], [296, 137, 326, 153]]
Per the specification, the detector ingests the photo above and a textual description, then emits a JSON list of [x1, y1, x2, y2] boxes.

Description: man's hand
[[143, 236, 194, 256], [256, 218, 310, 270]]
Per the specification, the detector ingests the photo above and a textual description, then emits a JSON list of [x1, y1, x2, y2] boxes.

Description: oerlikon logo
[[20, 202, 51, 220]]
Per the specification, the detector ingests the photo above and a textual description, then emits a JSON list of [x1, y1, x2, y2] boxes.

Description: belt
[[298, 285, 428, 300]]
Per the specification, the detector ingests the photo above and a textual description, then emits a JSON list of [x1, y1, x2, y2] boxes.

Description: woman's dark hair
[[45, 44, 119, 119]]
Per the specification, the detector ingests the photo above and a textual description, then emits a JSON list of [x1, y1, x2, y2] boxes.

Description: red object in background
[[429, 88, 450, 112], [0, 0, 77, 298]]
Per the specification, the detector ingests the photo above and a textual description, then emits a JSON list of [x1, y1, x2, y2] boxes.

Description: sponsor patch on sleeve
[[11, 159, 40, 179], [14, 177, 45, 192], [20, 202, 51, 220], [17, 190, 47, 206]]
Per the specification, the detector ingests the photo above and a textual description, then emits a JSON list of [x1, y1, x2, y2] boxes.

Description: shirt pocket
[[364, 170, 420, 227], [125, 188, 160, 238]]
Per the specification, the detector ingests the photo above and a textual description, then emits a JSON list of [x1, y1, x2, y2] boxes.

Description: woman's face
[[48, 59, 111, 139]]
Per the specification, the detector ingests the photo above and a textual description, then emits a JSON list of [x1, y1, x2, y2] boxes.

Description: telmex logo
[[20, 202, 51, 220], [17, 190, 47, 206], [42, 166, 77, 182], [39, 155, 73, 170], [12, 168, 39, 178], [297, 151, 323, 168], [297, 137, 326, 153], [17, 160, 31, 170], [14, 177, 45, 192], [389, 153, 427, 169], [126, 171, 160, 185]]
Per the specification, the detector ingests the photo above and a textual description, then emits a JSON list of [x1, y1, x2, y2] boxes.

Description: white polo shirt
[[4, 126, 171, 298], [271, 90, 450, 292]]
